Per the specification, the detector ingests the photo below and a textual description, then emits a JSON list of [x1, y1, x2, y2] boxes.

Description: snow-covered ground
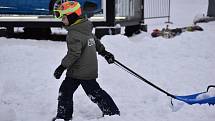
[[0, 0, 215, 121]]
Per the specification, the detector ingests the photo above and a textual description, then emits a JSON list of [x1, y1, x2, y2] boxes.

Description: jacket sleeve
[[61, 36, 82, 68], [94, 35, 106, 55]]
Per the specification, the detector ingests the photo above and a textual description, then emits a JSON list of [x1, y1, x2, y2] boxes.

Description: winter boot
[[54, 100, 73, 121], [88, 89, 120, 117], [102, 110, 120, 117], [52, 117, 72, 121]]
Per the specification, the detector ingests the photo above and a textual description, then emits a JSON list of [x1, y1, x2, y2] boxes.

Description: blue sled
[[173, 85, 215, 105]]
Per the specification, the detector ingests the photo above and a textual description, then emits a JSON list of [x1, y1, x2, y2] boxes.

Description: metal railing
[[114, 0, 171, 23], [144, 0, 171, 22], [115, 0, 142, 20]]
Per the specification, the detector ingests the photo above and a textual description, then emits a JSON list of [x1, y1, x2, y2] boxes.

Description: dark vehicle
[[0, 0, 101, 15]]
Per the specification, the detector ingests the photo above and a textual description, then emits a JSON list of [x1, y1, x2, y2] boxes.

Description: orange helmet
[[54, 1, 82, 19]]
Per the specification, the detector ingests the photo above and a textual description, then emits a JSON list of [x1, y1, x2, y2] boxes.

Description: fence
[[115, 0, 142, 20], [114, 0, 171, 23], [144, 0, 171, 22]]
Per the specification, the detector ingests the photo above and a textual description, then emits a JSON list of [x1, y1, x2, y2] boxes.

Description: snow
[[0, 0, 215, 121], [196, 87, 215, 100]]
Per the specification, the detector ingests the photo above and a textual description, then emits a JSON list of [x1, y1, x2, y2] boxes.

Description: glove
[[101, 51, 115, 64], [54, 65, 66, 79]]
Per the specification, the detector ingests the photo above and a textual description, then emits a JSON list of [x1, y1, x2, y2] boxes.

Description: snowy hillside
[[0, 0, 215, 121]]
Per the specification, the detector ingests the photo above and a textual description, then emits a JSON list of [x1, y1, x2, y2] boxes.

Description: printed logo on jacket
[[88, 38, 95, 47]]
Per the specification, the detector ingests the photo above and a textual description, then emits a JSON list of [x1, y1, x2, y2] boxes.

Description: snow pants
[[56, 77, 120, 120]]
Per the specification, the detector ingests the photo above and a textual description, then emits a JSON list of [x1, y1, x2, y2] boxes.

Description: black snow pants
[[56, 77, 120, 120]]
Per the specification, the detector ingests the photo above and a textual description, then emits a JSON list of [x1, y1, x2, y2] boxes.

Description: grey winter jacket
[[61, 19, 105, 80]]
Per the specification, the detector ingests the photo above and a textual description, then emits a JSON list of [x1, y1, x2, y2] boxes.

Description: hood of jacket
[[65, 18, 93, 36]]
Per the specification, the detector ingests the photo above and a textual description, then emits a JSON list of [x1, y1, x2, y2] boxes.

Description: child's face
[[62, 15, 69, 26]]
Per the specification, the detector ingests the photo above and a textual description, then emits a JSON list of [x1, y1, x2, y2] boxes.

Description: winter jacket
[[61, 18, 105, 80]]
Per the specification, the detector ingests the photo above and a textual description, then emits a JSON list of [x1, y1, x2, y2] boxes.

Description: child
[[52, 1, 120, 121]]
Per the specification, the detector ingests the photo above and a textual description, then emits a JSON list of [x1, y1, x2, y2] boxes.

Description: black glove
[[101, 51, 115, 64], [54, 65, 66, 79]]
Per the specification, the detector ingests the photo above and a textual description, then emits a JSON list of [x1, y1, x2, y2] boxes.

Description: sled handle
[[206, 85, 215, 92], [114, 59, 176, 98]]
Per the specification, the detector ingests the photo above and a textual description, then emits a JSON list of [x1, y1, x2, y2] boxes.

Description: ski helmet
[[54, 1, 82, 19]]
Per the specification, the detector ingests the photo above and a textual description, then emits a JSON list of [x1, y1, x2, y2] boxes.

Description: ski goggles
[[53, 1, 81, 19]]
